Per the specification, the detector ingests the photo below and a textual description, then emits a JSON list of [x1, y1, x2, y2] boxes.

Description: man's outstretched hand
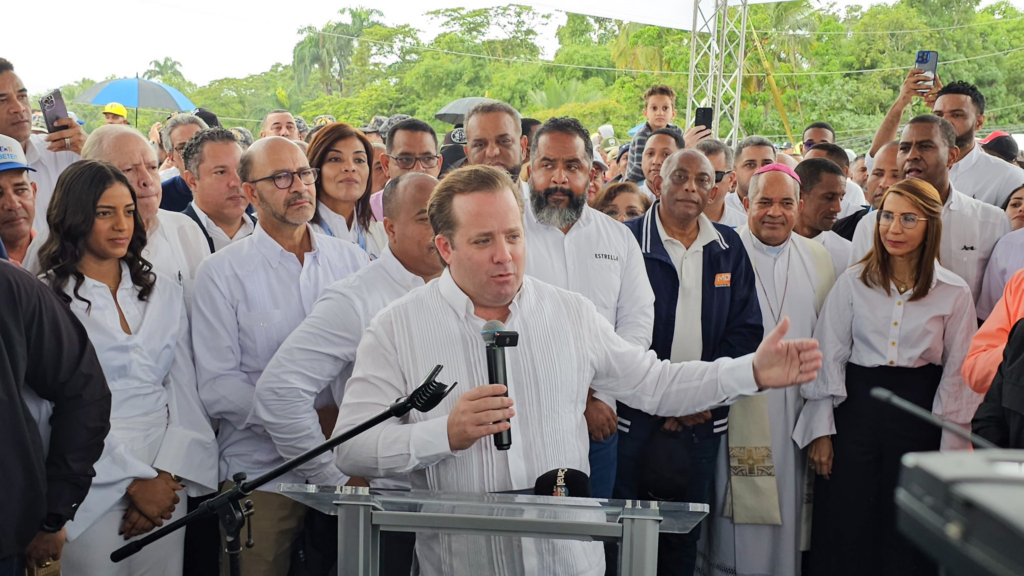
[[752, 317, 822, 389]]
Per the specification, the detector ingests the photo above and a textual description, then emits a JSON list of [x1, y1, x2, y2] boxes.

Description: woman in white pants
[[36, 160, 218, 575]]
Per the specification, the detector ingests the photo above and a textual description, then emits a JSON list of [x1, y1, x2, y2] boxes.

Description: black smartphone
[[915, 51, 939, 93], [39, 89, 69, 133], [695, 107, 714, 131]]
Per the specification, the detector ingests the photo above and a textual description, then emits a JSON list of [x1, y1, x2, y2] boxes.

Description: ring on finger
[[64, 137, 71, 149]]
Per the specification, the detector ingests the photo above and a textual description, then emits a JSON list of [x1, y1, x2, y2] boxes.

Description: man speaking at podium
[[334, 164, 822, 576]]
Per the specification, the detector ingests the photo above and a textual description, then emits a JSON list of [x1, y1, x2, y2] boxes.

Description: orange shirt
[[964, 268, 1024, 393]]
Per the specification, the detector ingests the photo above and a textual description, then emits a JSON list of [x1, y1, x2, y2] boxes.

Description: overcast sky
[[3, 0, 1020, 96]]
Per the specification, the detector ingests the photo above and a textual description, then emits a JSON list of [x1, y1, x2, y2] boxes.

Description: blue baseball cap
[[0, 134, 36, 173]]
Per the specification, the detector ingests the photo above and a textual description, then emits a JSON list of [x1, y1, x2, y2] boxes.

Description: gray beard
[[531, 187, 586, 229]]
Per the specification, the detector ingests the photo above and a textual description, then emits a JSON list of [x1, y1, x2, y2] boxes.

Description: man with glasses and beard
[[522, 117, 655, 499]]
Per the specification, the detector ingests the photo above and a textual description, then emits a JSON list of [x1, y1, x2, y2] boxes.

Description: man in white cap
[[0, 58, 85, 233], [102, 102, 129, 125], [0, 134, 37, 265]]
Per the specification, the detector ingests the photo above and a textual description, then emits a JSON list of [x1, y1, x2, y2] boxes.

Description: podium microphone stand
[[111, 365, 457, 576]]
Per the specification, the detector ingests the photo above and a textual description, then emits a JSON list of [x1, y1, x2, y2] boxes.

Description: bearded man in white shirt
[[334, 163, 825, 576], [849, 115, 1010, 308], [522, 117, 656, 499], [0, 58, 85, 233], [20, 125, 211, 309], [192, 137, 368, 576]]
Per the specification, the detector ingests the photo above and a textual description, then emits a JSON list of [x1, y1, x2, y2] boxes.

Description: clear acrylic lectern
[[279, 484, 708, 576]]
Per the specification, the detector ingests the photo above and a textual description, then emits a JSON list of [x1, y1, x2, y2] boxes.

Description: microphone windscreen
[[482, 319, 507, 343], [534, 468, 593, 498]]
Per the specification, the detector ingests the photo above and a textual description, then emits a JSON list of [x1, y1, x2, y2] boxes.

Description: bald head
[[776, 152, 799, 169], [661, 149, 714, 181], [238, 136, 306, 183], [82, 124, 153, 162], [382, 172, 439, 219]]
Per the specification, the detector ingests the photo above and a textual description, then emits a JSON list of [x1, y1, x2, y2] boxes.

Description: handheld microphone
[[870, 387, 997, 450], [534, 468, 593, 498], [482, 320, 519, 451]]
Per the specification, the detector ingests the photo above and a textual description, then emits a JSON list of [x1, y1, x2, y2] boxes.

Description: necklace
[[891, 273, 916, 294], [752, 243, 791, 325]]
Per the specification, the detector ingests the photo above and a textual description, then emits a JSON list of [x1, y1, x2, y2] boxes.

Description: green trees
[[48, 1, 1024, 150]]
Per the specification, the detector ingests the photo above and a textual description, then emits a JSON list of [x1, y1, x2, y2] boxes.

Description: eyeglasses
[[387, 155, 440, 170], [248, 168, 319, 189], [878, 210, 922, 229], [715, 170, 732, 183], [803, 140, 818, 151]]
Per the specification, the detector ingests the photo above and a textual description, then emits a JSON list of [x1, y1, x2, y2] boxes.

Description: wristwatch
[[40, 513, 66, 533]]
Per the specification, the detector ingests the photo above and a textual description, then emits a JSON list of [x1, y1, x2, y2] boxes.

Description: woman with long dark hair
[[37, 160, 216, 575], [306, 122, 387, 259], [803, 178, 981, 576]]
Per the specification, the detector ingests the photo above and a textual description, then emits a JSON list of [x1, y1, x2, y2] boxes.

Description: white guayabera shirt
[[334, 270, 761, 576]]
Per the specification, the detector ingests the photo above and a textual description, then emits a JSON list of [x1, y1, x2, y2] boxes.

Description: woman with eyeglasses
[[802, 178, 981, 576], [306, 123, 387, 259], [592, 182, 652, 223], [36, 160, 217, 575]]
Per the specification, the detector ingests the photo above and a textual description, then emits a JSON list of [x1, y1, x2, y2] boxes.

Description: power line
[[754, 14, 1024, 37], [315, 29, 1024, 79], [771, 46, 1024, 76]]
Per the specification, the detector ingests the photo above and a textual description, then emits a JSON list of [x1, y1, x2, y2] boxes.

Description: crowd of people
[[3, 49, 1024, 576]]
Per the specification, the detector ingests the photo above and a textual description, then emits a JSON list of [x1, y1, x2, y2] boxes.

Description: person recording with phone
[[868, 66, 1024, 208], [0, 59, 84, 235], [333, 163, 825, 576]]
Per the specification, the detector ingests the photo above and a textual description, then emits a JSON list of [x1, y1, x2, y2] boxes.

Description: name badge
[[715, 273, 732, 287]]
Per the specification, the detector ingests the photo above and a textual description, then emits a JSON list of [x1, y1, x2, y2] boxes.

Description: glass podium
[[280, 484, 709, 576]]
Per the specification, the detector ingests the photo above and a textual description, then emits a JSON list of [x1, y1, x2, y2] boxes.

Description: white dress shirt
[[249, 247, 425, 486], [638, 181, 657, 202], [725, 191, 747, 216], [949, 143, 1024, 207], [333, 270, 759, 576], [24, 133, 79, 233], [838, 179, 868, 218], [712, 202, 749, 228], [849, 186, 1010, 305], [524, 203, 655, 410], [803, 263, 981, 449], [810, 230, 852, 281], [657, 211, 721, 362], [189, 201, 255, 252], [20, 209, 210, 311], [192, 223, 368, 491], [311, 201, 387, 260], [977, 227, 1024, 320], [46, 265, 217, 539]]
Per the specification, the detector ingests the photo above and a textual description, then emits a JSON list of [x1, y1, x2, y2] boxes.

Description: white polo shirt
[[656, 211, 722, 362], [524, 203, 655, 410]]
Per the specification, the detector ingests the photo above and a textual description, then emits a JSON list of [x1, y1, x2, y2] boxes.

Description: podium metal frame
[[283, 486, 707, 576]]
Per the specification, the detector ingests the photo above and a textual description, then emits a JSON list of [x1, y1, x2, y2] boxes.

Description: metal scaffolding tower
[[685, 0, 749, 144]]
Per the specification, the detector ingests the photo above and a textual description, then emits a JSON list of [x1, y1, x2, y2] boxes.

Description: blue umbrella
[[74, 77, 195, 111], [627, 122, 646, 137]]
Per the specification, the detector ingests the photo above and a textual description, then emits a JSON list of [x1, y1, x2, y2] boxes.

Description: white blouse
[[54, 264, 217, 538], [803, 263, 983, 446], [311, 201, 387, 260]]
